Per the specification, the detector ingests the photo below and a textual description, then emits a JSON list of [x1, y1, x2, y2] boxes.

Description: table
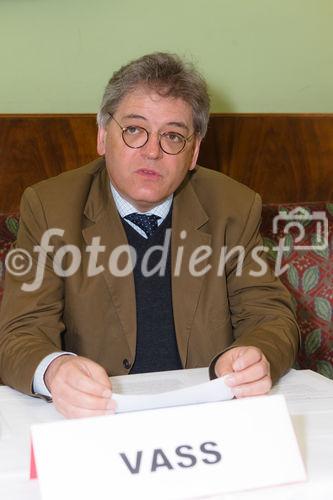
[[0, 369, 333, 500]]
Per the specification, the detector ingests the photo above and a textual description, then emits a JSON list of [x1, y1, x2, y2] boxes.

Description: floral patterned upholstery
[[0, 213, 19, 305], [261, 202, 333, 379], [0, 204, 332, 379]]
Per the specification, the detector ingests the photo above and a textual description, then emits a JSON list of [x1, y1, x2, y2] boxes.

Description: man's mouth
[[135, 168, 162, 178]]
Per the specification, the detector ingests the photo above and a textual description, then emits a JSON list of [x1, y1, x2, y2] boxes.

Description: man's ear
[[97, 127, 107, 156], [189, 136, 202, 171]]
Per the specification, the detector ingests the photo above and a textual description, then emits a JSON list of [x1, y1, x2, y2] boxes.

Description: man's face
[[97, 87, 201, 212]]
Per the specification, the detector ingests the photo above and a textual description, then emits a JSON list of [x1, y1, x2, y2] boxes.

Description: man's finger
[[232, 375, 272, 398], [214, 358, 233, 378], [51, 357, 112, 397], [55, 396, 116, 419], [232, 347, 262, 371], [67, 370, 112, 398], [83, 361, 113, 389], [224, 360, 269, 387], [53, 382, 114, 411]]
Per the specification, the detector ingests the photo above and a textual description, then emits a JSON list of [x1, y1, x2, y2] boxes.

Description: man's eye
[[125, 126, 141, 135], [164, 132, 184, 143]]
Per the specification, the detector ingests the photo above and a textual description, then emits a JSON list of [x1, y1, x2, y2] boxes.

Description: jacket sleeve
[[211, 192, 300, 384]]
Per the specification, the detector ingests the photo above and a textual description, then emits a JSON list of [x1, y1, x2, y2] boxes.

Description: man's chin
[[129, 193, 168, 212]]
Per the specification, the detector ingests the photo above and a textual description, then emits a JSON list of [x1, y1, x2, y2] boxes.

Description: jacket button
[[123, 358, 131, 370]]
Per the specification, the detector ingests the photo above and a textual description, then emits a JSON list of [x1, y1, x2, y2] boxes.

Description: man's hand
[[215, 346, 272, 398], [44, 355, 115, 418]]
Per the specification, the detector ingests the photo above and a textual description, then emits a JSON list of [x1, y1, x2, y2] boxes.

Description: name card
[[31, 395, 306, 500]]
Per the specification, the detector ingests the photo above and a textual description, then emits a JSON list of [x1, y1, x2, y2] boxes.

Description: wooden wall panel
[[198, 114, 333, 203], [0, 114, 332, 211], [0, 115, 97, 211]]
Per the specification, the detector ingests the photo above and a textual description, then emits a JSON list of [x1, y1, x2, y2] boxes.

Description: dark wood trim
[[1, 113, 332, 210]]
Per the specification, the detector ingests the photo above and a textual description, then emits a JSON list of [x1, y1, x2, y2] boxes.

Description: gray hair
[[97, 52, 210, 137]]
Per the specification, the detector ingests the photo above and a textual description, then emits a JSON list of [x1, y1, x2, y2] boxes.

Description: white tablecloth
[[0, 369, 333, 499]]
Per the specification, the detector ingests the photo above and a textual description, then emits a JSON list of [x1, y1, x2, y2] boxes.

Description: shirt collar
[[110, 182, 173, 220]]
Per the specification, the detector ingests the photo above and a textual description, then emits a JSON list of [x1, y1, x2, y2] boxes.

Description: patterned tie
[[125, 213, 161, 238]]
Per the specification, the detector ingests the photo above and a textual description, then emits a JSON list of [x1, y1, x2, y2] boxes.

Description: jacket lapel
[[82, 164, 137, 360], [81, 163, 211, 368], [172, 173, 211, 366]]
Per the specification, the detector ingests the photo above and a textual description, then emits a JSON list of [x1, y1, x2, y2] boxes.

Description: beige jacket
[[0, 158, 299, 394]]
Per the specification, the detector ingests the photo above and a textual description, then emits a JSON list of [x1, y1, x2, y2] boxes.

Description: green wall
[[1, 0, 332, 113]]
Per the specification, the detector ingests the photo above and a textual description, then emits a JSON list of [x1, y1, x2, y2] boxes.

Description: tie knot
[[125, 213, 161, 238]]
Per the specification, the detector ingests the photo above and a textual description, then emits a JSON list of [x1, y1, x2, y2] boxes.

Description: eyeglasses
[[108, 113, 194, 155]]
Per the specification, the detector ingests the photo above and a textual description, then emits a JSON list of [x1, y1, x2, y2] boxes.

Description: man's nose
[[142, 133, 163, 159]]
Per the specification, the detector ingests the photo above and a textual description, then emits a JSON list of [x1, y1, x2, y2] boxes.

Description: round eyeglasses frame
[[108, 113, 194, 155]]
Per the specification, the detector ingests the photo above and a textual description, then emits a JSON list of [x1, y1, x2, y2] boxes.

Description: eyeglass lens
[[122, 127, 186, 155]]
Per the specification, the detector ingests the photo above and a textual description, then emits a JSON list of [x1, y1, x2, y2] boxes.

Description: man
[[0, 53, 299, 418]]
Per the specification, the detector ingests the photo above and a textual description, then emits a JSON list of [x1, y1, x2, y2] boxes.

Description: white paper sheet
[[271, 369, 333, 414], [110, 369, 233, 412]]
